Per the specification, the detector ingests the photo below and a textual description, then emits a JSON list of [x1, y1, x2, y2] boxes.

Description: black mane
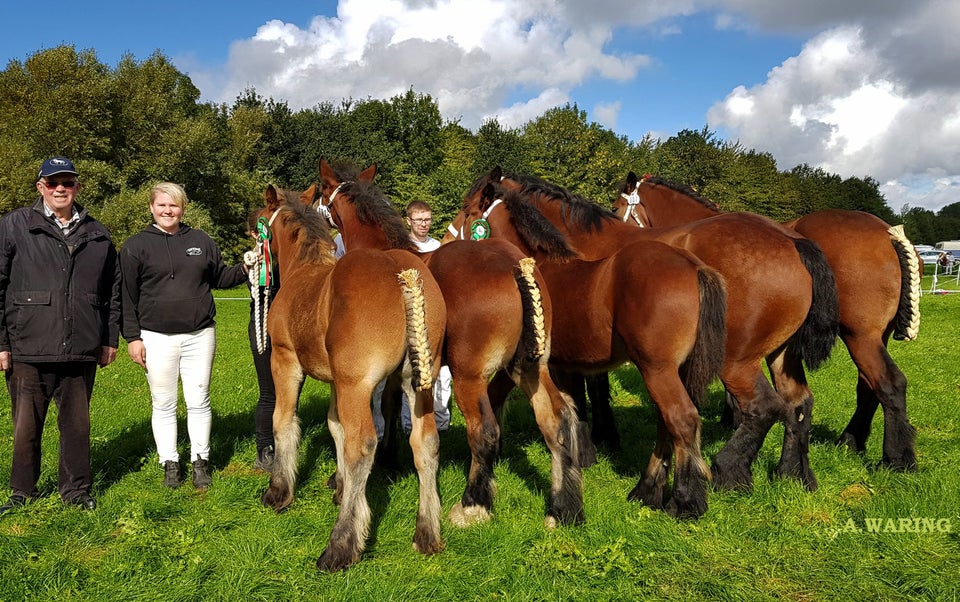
[[641, 176, 720, 211], [505, 171, 619, 234], [327, 161, 414, 251]]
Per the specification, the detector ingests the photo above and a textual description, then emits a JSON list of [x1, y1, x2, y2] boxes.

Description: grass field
[[1, 277, 958, 601]]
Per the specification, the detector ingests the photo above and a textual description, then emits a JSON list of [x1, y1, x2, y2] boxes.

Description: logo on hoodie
[[186, 247, 203, 256]]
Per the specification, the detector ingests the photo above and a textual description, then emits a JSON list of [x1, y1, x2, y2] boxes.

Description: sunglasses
[[41, 180, 78, 189]]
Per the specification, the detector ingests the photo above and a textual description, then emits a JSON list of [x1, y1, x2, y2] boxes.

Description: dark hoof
[[665, 496, 707, 520], [316, 547, 359, 572], [627, 479, 664, 510], [837, 432, 866, 454], [881, 453, 918, 472], [261, 487, 292, 512], [775, 462, 818, 492], [711, 460, 754, 492]]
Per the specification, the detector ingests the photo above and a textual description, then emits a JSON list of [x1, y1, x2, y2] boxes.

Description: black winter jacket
[[0, 199, 122, 362], [120, 224, 247, 341]]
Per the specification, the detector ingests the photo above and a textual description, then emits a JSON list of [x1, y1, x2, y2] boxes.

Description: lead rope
[[248, 210, 282, 354]]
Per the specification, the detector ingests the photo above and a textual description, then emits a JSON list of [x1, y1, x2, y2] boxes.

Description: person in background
[[245, 211, 278, 472], [0, 157, 121, 515], [401, 200, 452, 432], [120, 183, 248, 489]]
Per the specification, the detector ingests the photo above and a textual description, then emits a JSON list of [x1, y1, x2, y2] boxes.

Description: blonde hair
[[151, 182, 188, 210]]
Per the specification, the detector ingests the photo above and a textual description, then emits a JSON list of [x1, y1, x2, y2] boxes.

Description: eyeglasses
[[41, 180, 78, 189], [409, 217, 432, 224]]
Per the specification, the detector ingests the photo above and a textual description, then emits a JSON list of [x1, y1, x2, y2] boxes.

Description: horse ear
[[300, 183, 319, 206], [318, 157, 336, 185], [490, 166, 503, 183], [480, 182, 496, 210], [359, 163, 377, 182], [264, 185, 281, 211], [626, 172, 638, 187]]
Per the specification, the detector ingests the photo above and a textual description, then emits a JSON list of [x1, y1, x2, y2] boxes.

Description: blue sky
[[2, 0, 958, 213]]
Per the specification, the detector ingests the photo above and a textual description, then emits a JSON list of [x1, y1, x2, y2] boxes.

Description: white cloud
[[708, 18, 960, 213], [593, 100, 622, 131], [201, 0, 960, 213], [216, 0, 652, 130]]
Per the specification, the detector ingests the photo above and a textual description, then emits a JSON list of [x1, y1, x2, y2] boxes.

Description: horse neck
[[639, 183, 719, 226], [530, 195, 635, 261], [335, 204, 392, 250]]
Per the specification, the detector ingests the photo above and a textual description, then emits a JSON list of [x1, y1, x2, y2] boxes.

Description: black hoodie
[[120, 224, 247, 341]]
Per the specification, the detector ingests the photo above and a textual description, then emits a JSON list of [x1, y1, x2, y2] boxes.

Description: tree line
[[2, 46, 957, 261]]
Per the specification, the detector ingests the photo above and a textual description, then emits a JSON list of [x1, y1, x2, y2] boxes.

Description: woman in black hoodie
[[120, 182, 248, 489]]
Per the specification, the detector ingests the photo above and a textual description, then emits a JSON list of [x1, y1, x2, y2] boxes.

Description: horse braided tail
[[793, 238, 840, 370], [397, 269, 434, 391], [515, 257, 547, 361], [888, 225, 921, 341], [683, 266, 727, 409]]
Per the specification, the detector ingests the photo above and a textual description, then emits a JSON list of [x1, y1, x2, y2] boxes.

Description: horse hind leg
[[642, 372, 710, 519], [448, 376, 500, 527], [518, 363, 585, 527], [406, 386, 444, 555], [711, 368, 782, 492], [767, 350, 817, 491], [316, 388, 378, 572], [840, 337, 916, 470], [628, 411, 671, 511]]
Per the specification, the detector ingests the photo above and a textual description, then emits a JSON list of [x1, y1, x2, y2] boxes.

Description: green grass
[[1, 286, 958, 601]]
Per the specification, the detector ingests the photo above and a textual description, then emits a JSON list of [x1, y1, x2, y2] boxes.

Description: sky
[[2, 0, 958, 213]]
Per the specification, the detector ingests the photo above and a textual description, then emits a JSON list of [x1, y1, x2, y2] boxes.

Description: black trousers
[[6, 361, 97, 501], [248, 313, 276, 451]]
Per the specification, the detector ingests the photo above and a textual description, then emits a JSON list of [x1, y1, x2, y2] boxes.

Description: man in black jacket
[[0, 157, 122, 515]]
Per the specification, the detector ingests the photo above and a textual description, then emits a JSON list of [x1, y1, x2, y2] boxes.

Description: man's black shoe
[[0, 494, 28, 515], [69, 493, 97, 511]]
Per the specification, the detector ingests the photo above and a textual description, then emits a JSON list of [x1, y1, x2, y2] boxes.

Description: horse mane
[[505, 171, 619, 234], [496, 186, 579, 260], [325, 161, 415, 252], [274, 189, 337, 265], [640, 176, 720, 212]]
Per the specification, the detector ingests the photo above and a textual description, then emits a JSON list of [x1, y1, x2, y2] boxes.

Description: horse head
[[611, 171, 653, 227], [317, 158, 413, 251], [459, 167, 579, 261]]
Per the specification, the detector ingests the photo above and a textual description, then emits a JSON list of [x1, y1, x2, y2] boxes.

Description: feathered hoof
[[448, 501, 492, 527], [316, 547, 359, 572], [412, 533, 445, 556], [261, 485, 292, 513]]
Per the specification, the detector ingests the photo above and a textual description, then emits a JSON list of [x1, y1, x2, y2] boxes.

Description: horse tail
[[515, 257, 548, 361], [684, 266, 727, 409], [397, 269, 434, 391], [793, 238, 840, 370], [888, 225, 921, 341]]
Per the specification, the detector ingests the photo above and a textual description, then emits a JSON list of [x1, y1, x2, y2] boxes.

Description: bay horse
[[315, 158, 586, 527], [613, 173, 921, 470], [456, 169, 728, 519], [480, 170, 840, 492], [255, 185, 447, 571]]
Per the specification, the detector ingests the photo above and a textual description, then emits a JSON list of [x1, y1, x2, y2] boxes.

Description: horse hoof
[[837, 432, 866, 454], [775, 462, 818, 491], [412, 535, 445, 556], [261, 488, 292, 512], [711, 462, 753, 492], [316, 548, 358, 572], [627, 479, 664, 510], [665, 496, 707, 520], [449, 502, 491, 527], [881, 453, 918, 472]]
